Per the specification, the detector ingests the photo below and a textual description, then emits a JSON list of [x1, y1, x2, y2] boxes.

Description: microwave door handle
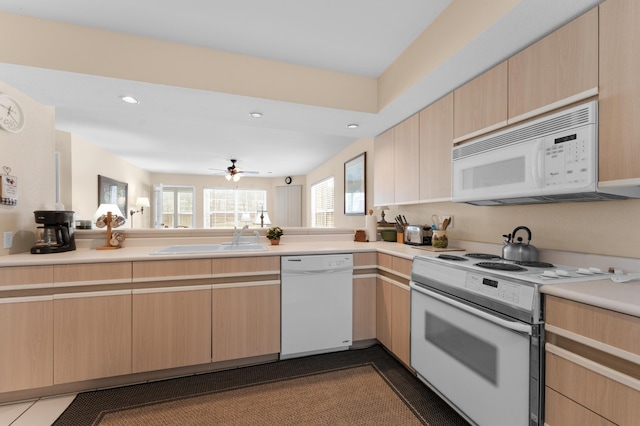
[[532, 139, 542, 188], [414, 284, 533, 335]]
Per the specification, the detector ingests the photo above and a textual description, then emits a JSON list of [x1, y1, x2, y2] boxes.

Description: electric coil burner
[[516, 260, 554, 268], [475, 261, 528, 272], [465, 253, 502, 260], [437, 254, 468, 261]]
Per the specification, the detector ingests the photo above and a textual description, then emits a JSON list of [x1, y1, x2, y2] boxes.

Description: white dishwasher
[[280, 254, 353, 359]]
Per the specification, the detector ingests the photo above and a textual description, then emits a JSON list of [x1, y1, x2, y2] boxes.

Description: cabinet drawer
[[211, 256, 280, 275], [0, 265, 53, 290], [546, 296, 640, 357], [545, 387, 615, 426], [54, 262, 131, 286], [546, 344, 640, 425], [133, 259, 211, 281], [353, 252, 377, 268]]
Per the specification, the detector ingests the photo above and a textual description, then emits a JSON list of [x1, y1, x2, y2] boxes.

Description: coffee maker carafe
[[31, 210, 76, 254]]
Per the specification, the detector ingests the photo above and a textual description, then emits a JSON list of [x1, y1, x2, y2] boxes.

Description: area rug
[[54, 345, 469, 425]]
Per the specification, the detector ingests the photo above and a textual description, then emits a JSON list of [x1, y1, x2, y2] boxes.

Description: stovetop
[[428, 253, 612, 284]]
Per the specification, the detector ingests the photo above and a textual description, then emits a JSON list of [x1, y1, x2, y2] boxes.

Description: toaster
[[403, 225, 432, 246]]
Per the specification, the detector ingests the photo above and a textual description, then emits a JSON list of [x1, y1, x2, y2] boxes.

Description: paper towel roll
[[365, 215, 378, 242]]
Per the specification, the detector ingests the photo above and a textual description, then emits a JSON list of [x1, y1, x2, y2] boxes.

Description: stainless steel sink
[[150, 243, 268, 255]]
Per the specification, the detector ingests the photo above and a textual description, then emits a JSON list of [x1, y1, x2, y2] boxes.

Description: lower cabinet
[[545, 295, 640, 425], [212, 283, 280, 362], [0, 296, 53, 393], [54, 291, 131, 384], [353, 276, 376, 341], [132, 285, 212, 373], [376, 276, 410, 366]]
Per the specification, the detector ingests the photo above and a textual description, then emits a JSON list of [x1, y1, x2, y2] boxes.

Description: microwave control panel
[[542, 124, 596, 190]]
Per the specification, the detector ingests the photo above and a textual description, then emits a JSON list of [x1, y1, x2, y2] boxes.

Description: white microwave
[[452, 101, 640, 205]]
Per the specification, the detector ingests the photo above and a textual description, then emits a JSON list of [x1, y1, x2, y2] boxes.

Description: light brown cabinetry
[[373, 127, 395, 206], [212, 284, 280, 362], [52, 262, 133, 384], [0, 297, 53, 393], [599, 0, 640, 184], [508, 8, 598, 121], [132, 259, 213, 373], [453, 61, 508, 141], [419, 93, 453, 201], [54, 291, 131, 384], [132, 286, 212, 372], [393, 113, 420, 204], [211, 256, 280, 362], [376, 253, 411, 366], [545, 296, 640, 425], [353, 252, 377, 341]]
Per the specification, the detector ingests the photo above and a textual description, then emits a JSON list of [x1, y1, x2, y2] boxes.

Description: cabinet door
[[419, 93, 453, 201], [391, 283, 410, 367], [508, 8, 598, 121], [373, 127, 395, 205], [453, 61, 508, 141], [132, 286, 211, 372], [599, 0, 640, 183], [54, 291, 131, 384], [0, 297, 53, 393], [353, 276, 376, 341], [375, 277, 392, 349], [212, 284, 280, 362], [394, 113, 420, 204]]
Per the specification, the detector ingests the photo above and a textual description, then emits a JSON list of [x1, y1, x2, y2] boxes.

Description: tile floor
[[0, 394, 75, 426]]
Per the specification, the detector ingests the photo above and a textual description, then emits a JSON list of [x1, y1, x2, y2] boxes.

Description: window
[[162, 186, 195, 228], [203, 188, 267, 228], [311, 177, 334, 227]]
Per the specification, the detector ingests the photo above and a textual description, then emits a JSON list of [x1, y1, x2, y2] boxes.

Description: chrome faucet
[[232, 224, 249, 245]]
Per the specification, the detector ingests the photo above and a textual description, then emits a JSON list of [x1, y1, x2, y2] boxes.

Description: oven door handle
[[413, 285, 533, 335]]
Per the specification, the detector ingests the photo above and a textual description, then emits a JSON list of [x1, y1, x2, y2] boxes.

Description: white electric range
[[409, 252, 613, 426]]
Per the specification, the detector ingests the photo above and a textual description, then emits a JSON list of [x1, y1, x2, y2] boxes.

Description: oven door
[[411, 283, 538, 426]]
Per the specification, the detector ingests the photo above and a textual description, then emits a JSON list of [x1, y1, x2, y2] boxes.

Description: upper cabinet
[[420, 93, 453, 201], [373, 127, 395, 206], [599, 0, 640, 184], [453, 61, 508, 142], [508, 8, 598, 121], [393, 114, 420, 204]]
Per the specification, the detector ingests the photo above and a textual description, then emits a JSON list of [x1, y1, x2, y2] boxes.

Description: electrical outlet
[[3, 231, 13, 249], [442, 215, 453, 229]]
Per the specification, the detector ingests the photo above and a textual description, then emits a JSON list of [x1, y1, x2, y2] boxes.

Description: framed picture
[[344, 152, 366, 215], [98, 175, 128, 218]]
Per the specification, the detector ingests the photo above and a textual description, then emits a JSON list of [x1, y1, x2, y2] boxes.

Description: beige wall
[[59, 131, 153, 229], [305, 137, 374, 229], [0, 81, 56, 254]]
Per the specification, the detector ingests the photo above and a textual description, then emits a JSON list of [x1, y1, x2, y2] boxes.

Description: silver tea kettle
[[502, 226, 538, 262]]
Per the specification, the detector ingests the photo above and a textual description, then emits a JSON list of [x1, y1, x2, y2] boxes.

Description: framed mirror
[[344, 152, 366, 215], [98, 175, 129, 218]]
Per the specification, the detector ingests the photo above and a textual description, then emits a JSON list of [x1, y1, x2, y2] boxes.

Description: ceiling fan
[[210, 159, 259, 182]]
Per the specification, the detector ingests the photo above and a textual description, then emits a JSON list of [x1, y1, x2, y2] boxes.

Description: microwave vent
[[453, 104, 595, 160]]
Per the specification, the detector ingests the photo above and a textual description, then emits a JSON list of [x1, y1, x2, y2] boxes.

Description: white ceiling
[[0, 0, 600, 177]]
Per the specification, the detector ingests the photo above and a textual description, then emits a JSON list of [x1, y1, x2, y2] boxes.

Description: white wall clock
[[0, 94, 25, 133]]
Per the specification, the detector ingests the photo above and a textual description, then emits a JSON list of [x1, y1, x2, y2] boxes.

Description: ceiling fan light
[[232, 174, 241, 182], [225, 174, 232, 181]]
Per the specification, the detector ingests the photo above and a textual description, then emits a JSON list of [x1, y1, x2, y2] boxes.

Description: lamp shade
[[240, 213, 251, 223], [135, 197, 151, 208]]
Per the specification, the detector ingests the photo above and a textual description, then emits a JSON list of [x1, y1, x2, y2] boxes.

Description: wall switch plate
[[3, 231, 13, 249], [442, 215, 453, 229]]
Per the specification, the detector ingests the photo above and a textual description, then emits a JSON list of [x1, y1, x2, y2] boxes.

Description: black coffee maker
[[31, 210, 77, 254]]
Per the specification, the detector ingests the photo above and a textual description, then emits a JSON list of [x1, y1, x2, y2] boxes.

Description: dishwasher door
[[280, 254, 353, 359]]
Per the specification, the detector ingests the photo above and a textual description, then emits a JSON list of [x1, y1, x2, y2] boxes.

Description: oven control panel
[[465, 273, 535, 311]]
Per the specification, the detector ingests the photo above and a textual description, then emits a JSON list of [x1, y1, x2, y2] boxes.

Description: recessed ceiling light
[[120, 95, 140, 104], [249, 112, 263, 118], [346, 123, 359, 129]]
